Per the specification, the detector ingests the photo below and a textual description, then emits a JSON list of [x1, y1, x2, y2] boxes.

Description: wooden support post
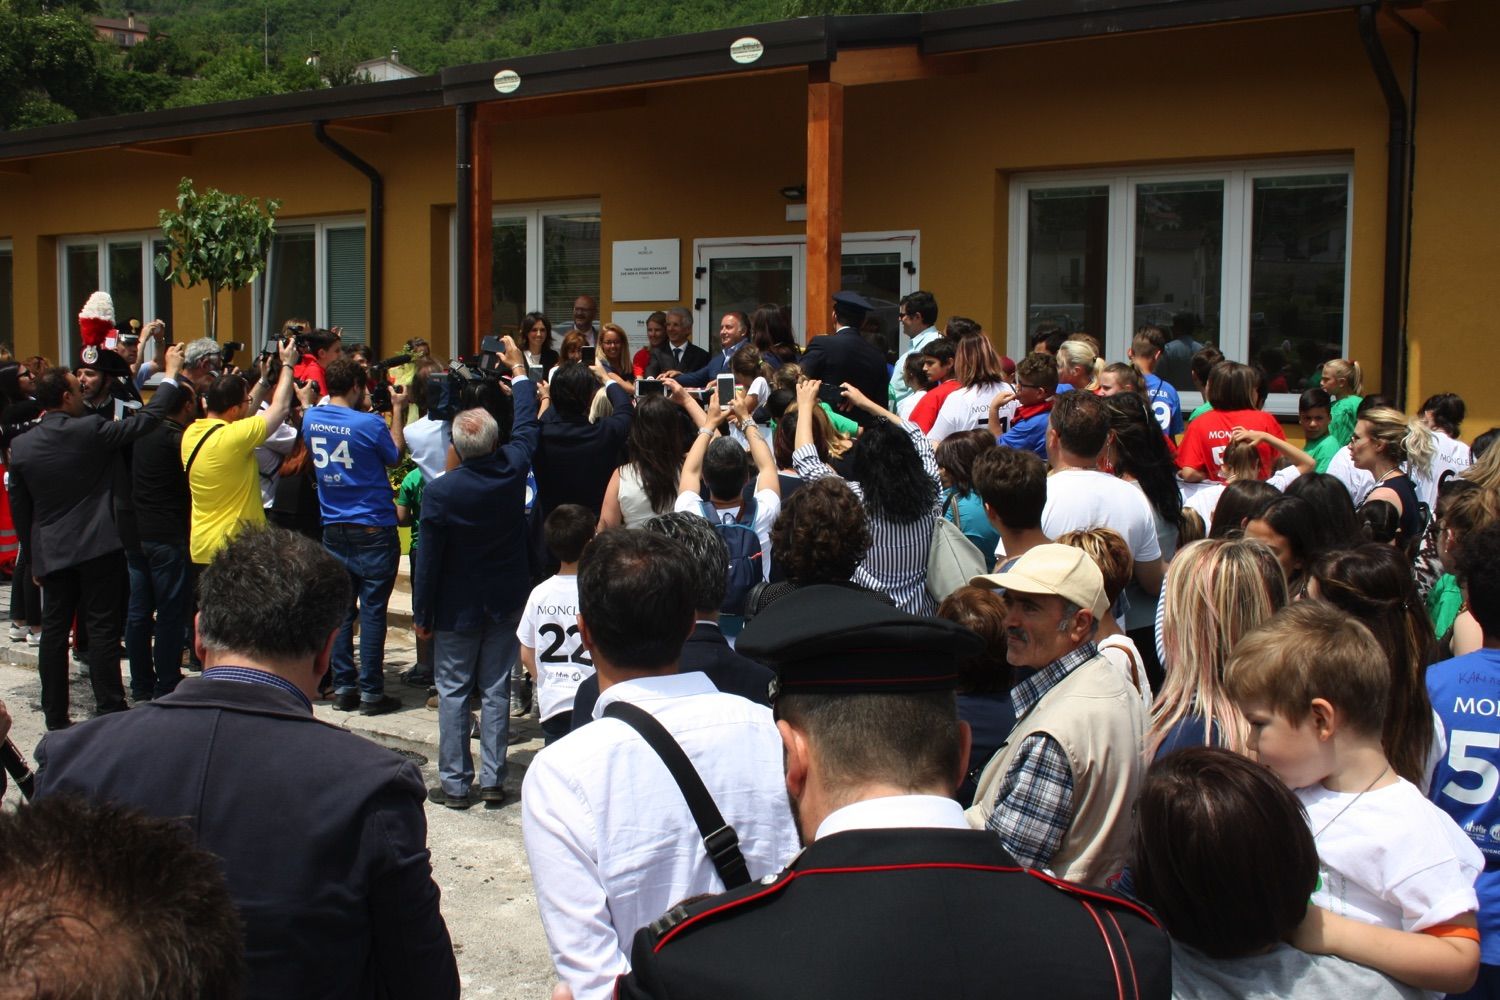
[[469, 113, 493, 355], [805, 65, 843, 341]]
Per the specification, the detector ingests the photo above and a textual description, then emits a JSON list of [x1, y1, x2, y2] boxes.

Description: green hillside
[[0, 0, 963, 131]]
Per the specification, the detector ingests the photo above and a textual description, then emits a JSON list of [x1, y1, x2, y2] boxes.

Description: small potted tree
[[155, 177, 280, 340]]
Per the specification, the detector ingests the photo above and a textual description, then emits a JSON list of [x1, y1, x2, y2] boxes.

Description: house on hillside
[[354, 50, 422, 83], [91, 12, 151, 48], [1, 0, 1492, 434]]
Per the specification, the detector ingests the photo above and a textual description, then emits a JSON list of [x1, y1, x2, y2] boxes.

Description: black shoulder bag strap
[[602, 700, 751, 890], [184, 423, 224, 477]]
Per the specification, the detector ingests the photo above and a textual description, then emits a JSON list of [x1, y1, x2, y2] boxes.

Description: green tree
[[155, 176, 281, 339]]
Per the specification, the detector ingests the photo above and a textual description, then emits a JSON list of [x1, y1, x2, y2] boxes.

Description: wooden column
[[805, 65, 843, 341], [468, 112, 493, 355]]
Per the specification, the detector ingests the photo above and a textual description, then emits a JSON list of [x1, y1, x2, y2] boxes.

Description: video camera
[[427, 336, 510, 423]]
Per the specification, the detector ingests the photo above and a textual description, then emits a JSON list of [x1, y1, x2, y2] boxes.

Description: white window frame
[[692, 230, 921, 351], [447, 199, 602, 360], [56, 232, 171, 359], [253, 215, 367, 345], [1008, 157, 1353, 415]]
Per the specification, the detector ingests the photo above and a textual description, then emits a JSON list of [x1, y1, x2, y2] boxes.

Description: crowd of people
[[0, 283, 1496, 1000]]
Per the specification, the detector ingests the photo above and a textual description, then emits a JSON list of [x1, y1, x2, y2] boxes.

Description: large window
[[692, 232, 920, 354], [1009, 160, 1351, 412], [0, 241, 12, 350], [257, 219, 368, 345], [450, 201, 602, 356], [57, 234, 175, 360]]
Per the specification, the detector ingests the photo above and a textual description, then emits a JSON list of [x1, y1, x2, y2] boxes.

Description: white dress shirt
[[521, 672, 799, 1000], [814, 794, 970, 840], [402, 414, 452, 482]]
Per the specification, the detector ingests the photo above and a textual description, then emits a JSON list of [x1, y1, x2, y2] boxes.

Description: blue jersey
[[1143, 373, 1184, 437], [302, 404, 400, 526], [999, 410, 1049, 459], [1428, 647, 1500, 963]]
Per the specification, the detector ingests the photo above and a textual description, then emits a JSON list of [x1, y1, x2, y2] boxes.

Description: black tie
[[674, 347, 682, 365]]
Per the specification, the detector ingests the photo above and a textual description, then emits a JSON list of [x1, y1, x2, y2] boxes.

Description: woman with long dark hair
[[520, 311, 557, 374], [750, 304, 799, 364], [1307, 544, 1438, 788], [599, 394, 687, 529], [1102, 391, 1186, 681], [793, 377, 941, 614]]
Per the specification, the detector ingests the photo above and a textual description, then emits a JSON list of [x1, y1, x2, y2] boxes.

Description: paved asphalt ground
[[0, 631, 559, 999]]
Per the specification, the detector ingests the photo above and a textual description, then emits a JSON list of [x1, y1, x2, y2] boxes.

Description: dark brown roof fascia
[[919, 0, 1360, 53], [0, 74, 443, 161]]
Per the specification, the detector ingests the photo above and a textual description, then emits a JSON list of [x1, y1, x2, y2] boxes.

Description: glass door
[[694, 240, 802, 351]]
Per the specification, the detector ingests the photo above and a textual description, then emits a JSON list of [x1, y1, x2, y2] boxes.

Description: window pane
[[66, 245, 100, 349], [1249, 174, 1349, 394], [1134, 180, 1222, 342], [108, 242, 145, 335], [490, 216, 527, 341], [542, 213, 600, 327], [841, 251, 902, 353], [709, 256, 793, 343], [151, 240, 174, 360], [264, 232, 315, 340], [325, 226, 367, 345], [1027, 186, 1108, 341], [0, 249, 12, 348]]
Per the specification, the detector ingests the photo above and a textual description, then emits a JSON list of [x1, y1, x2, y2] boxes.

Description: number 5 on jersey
[[309, 436, 354, 470]]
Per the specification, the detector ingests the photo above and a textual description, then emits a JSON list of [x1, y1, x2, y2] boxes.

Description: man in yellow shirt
[[182, 338, 302, 566]]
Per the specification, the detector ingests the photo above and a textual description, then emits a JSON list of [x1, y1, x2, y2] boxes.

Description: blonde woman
[[1351, 406, 1436, 550], [1055, 337, 1103, 394], [1320, 357, 1363, 447], [1145, 537, 1289, 761]]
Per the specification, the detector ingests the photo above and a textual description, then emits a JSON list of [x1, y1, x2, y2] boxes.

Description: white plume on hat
[[79, 291, 115, 324]]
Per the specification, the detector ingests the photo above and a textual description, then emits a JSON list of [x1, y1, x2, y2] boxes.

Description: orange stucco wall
[[0, 4, 1490, 431]]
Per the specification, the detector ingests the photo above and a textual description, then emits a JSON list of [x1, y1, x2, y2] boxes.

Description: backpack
[[701, 498, 763, 615]]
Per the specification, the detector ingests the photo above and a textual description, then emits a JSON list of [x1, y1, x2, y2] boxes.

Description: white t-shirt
[[516, 574, 594, 722], [1041, 469, 1163, 565], [1298, 777, 1481, 932], [1183, 482, 1226, 535], [1411, 431, 1471, 510], [1327, 445, 1378, 507], [896, 389, 927, 422], [675, 487, 780, 581], [927, 381, 1015, 444]]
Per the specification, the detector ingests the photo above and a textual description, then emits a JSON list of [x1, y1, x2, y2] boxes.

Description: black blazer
[[646, 342, 710, 377], [798, 327, 889, 410], [9, 381, 181, 577], [570, 622, 774, 730], [532, 382, 633, 519], [619, 825, 1171, 999], [33, 678, 460, 1000]]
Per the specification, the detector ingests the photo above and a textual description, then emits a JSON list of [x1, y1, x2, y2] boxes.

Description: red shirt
[[910, 380, 960, 433], [632, 347, 653, 378], [1175, 408, 1285, 482], [293, 356, 327, 396]]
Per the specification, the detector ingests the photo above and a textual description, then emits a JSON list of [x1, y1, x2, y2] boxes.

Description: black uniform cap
[[736, 584, 984, 698]]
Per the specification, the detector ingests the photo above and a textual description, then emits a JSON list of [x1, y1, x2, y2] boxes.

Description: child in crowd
[[1128, 325, 1183, 440], [990, 352, 1056, 459], [1225, 601, 1482, 996], [1185, 345, 1224, 424], [516, 505, 598, 745], [728, 346, 772, 448], [908, 337, 959, 433], [1097, 362, 1141, 396], [1322, 357, 1365, 449], [1300, 387, 1342, 473], [394, 465, 433, 688], [1429, 521, 1500, 994], [895, 354, 930, 422], [1176, 361, 1285, 483]]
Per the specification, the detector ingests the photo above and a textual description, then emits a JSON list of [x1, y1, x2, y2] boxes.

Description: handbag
[[926, 495, 987, 602]]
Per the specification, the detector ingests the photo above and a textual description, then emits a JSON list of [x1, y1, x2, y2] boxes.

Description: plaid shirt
[[985, 642, 1100, 871]]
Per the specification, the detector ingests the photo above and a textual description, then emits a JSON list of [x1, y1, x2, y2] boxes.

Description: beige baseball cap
[[972, 543, 1109, 621]]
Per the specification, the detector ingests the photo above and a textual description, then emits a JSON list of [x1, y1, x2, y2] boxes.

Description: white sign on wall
[[611, 238, 680, 302], [611, 311, 658, 343]]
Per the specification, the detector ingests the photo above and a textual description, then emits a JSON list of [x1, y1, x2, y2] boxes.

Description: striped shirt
[[985, 642, 1101, 870], [792, 419, 942, 616]]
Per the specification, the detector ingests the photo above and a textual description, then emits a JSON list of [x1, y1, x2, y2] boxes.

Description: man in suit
[[569, 512, 774, 728], [413, 336, 539, 810], [9, 347, 187, 730], [611, 586, 1172, 1000], [647, 307, 709, 377], [674, 311, 763, 388], [799, 291, 890, 417], [33, 526, 460, 1000], [533, 362, 633, 521]]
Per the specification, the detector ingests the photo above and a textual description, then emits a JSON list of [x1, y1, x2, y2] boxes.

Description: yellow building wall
[[1405, 0, 1500, 438], [0, 0, 1488, 440]]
